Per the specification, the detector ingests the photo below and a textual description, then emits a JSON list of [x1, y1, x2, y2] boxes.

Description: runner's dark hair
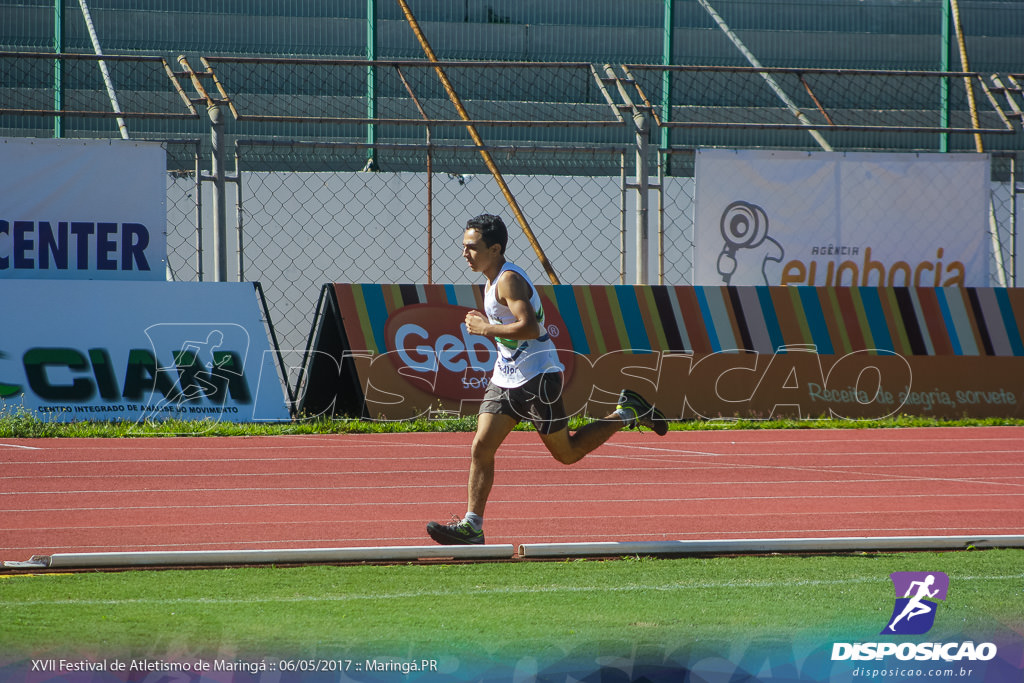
[[466, 214, 507, 255]]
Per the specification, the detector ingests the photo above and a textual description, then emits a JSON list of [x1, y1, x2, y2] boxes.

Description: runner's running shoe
[[427, 518, 485, 545], [617, 389, 669, 436]]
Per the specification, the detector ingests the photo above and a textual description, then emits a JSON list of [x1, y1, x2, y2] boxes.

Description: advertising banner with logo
[[299, 283, 1024, 422], [0, 280, 289, 422], [693, 149, 989, 287], [0, 137, 167, 280]]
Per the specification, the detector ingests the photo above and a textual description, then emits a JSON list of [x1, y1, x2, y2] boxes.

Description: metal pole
[[395, 0, 561, 285], [948, 0, 983, 154], [696, 0, 832, 152], [1011, 154, 1018, 287], [53, 0, 63, 138], [947, 0, 1001, 286], [77, 0, 128, 139], [426, 139, 433, 284], [940, 0, 950, 152], [37, 544, 517, 569], [635, 112, 650, 285], [619, 152, 627, 285], [519, 535, 1024, 559], [194, 142, 203, 282], [604, 64, 652, 285], [658, 151, 665, 285], [208, 104, 228, 282], [395, 66, 434, 284], [235, 148, 244, 282], [661, 0, 673, 167], [365, 0, 378, 171]]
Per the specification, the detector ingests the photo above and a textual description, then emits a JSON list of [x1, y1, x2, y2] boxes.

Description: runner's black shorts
[[479, 371, 568, 435]]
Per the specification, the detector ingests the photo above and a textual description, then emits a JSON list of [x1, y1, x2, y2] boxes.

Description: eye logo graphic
[[881, 572, 949, 635], [715, 201, 784, 286]]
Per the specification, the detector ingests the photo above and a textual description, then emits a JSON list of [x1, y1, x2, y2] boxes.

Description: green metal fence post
[[53, 0, 63, 138], [366, 0, 378, 170], [940, 0, 950, 152], [661, 0, 673, 172]]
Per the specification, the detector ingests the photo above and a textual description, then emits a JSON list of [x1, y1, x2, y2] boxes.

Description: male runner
[[426, 214, 668, 545]]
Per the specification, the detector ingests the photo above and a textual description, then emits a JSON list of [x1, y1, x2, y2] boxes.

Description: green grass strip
[[2, 550, 1022, 662], [2, 404, 1023, 439]]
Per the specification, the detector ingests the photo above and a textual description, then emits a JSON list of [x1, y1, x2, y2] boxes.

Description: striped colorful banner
[[333, 284, 1024, 358]]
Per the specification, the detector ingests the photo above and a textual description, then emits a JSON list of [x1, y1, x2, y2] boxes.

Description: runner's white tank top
[[484, 262, 564, 388]]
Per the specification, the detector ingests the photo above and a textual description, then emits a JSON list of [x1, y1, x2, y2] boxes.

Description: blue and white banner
[[0, 137, 167, 280], [0, 280, 289, 422], [694, 149, 990, 287]]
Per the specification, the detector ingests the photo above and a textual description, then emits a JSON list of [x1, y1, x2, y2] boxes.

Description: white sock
[[464, 512, 483, 531]]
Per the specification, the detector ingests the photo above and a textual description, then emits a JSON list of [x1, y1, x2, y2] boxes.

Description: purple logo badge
[[881, 572, 949, 635]]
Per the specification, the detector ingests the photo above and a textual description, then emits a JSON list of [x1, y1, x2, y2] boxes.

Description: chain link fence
[[235, 141, 634, 371], [165, 140, 203, 282], [628, 64, 1014, 152], [2, 50, 1022, 395]]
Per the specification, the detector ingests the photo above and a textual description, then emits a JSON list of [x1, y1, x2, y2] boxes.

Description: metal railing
[[2, 50, 1021, 395]]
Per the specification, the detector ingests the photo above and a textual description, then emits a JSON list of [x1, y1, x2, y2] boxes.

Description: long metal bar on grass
[[519, 535, 1024, 558], [28, 544, 517, 568]]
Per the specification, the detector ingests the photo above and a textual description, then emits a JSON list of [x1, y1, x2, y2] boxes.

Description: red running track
[[2, 426, 1023, 561]]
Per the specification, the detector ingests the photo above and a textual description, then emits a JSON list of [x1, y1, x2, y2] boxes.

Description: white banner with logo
[[0, 280, 289, 422], [0, 137, 167, 280], [693, 149, 990, 287]]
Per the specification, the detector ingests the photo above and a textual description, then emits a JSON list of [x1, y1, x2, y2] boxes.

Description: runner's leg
[[538, 415, 625, 465], [468, 411, 518, 516]]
